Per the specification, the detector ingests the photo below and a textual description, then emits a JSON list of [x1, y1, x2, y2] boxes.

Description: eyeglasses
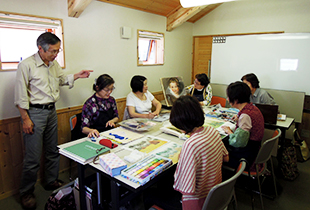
[[47, 48, 62, 55], [194, 80, 201, 85], [103, 87, 115, 92]]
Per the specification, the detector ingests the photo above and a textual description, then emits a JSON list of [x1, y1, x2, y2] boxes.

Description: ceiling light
[[180, 0, 236, 8]]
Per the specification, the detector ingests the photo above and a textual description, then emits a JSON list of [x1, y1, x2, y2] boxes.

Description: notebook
[[62, 140, 110, 164], [254, 103, 279, 125]]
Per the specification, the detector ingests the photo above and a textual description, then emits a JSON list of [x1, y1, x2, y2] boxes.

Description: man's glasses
[[194, 80, 201, 85], [47, 49, 62, 55]]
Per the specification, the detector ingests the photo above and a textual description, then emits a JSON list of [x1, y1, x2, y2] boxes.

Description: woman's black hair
[[93, 74, 114, 92], [130, 75, 147, 93], [170, 96, 204, 134], [226, 81, 251, 104], [241, 73, 260, 88], [195, 73, 210, 87]]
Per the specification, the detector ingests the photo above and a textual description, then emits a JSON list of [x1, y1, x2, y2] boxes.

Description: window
[[137, 30, 164, 66], [0, 12, 65, 71]]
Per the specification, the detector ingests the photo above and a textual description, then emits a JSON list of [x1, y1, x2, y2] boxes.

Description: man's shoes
[[44, 179, 64, 191], [21, 193, 36, 210]]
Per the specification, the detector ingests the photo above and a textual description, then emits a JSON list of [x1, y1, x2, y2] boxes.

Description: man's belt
[[29, 103, 55, 110]]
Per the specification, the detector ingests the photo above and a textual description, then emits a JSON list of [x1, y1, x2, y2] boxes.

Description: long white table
[[264, 117, 294, 138], [58, 107, 235, 210], [58, 120, 184, 210]]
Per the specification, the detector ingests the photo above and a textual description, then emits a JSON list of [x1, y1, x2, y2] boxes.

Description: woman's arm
[[151, 98, 162, 116], [203, 84, 213, 106], [225, 114, 252, 148], [106, 117, 119, 127], [127, 106, 154, 119], [81, 96, 98, 137], [82, 127, 99, 138], [223, 155, 229, 162], [228, 128, 250, 147]]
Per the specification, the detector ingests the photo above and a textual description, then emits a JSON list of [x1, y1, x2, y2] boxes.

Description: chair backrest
[[255, 129, 281, 165], [202, 160, 247, 210], [69, 115, 77, 131], [123, 107, 130, 121], [210, 96, 226, 107], [293, 128, 303, 145], [70, 113, 85, 141]]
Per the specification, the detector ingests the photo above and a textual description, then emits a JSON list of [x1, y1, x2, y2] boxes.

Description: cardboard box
[[73, 186, 92, 210], [99, 153, 127, 177]]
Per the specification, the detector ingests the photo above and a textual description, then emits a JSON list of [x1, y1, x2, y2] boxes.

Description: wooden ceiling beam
[[166, 5, 208, 32], [68, 0, 92, 18]]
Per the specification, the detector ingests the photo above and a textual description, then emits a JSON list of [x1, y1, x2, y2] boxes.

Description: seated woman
[[241, 73, 276, 105], [125, 75, 161, 119], [81, 74, 119, 138], [222, 81, 264, 169], [170, 95, 229, 210], [165, 77, 186, 105], [187, 73, 212, 106]]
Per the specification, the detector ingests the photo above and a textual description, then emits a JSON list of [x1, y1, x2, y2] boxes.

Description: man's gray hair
[[37, 32, 60, 51]]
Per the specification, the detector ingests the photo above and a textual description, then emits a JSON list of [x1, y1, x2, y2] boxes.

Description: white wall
[[192, 0, 310, 140], [193, 0, 310, 35], [0, 0, 193, 120]]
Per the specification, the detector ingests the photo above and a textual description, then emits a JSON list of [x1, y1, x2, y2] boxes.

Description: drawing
[[150, 142, 182, 164], [203, 118, 225, 129], [160, 77, 187, 107], [124, 135, 168, 153]]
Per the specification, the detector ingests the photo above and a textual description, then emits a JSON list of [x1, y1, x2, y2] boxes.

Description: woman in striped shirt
[[170, 96, 229, 210]]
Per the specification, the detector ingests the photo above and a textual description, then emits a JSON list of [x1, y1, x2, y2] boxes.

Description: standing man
[[14, 32, 93, 209]]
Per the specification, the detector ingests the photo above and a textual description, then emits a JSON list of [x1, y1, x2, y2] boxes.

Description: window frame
[[137, 30, 164, 66], [0, 11, 65, 71]]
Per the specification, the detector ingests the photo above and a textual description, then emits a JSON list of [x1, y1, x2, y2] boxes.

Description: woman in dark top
[[81, 74, 119, 138], [187, 73, 213, 106], [222, 81, 264, 169]]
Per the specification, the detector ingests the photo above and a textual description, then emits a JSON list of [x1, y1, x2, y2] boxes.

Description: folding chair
[[210, 96, 227, 107], [70, 113, 84, 141], [202, 159, 247, 210], [242, 129, 281, 210], [68, 113, 84, 180]]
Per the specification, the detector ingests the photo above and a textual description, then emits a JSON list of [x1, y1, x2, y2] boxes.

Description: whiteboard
[[210, 33, 310, 95]]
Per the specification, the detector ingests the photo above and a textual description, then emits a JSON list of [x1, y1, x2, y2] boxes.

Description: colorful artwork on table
[[149, 142, 182, 164], [124, 135, 168, 154], [203, 118, 225, 129], [101, 127, 144, 144]]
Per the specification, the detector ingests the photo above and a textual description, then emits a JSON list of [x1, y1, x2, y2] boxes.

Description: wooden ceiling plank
[[167, 5, 208, 32], [68, 0, 93, 18], [97, 0, 167, 16], [187, 4, 222, 23], [96, 0, 221, 24]]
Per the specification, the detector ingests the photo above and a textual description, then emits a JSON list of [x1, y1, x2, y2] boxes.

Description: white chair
[[123, 107, 130, 121], [202, 159, 247, 210], [242, 129, 281, 210]]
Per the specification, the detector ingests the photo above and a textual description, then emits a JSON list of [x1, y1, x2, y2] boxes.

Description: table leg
[[110, 180, 120, 210], [96, 172, 101, 205], [78, 164, 87, 210]]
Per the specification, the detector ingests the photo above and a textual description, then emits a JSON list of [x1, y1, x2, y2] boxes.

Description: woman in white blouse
[[125, 75, 161, 119]]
